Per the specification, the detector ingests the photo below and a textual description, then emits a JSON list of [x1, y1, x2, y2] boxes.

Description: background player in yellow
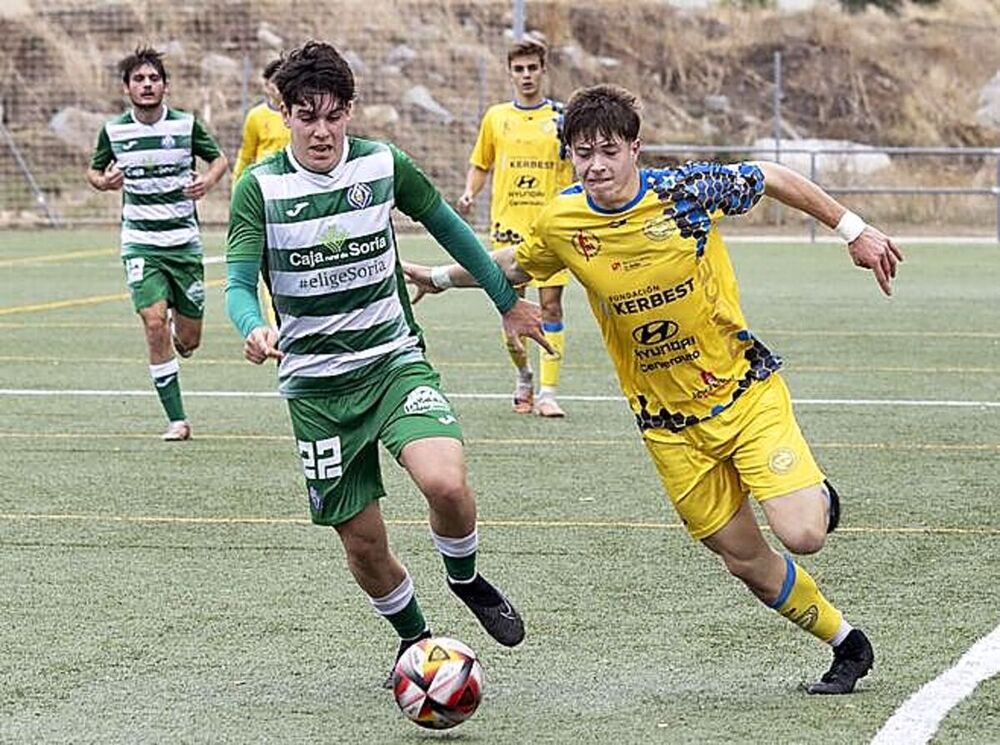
[[232, 57, 289, 328], [457, 37, 574, 417], [232, 58, 289, 181], [406, 84, 905, 695]]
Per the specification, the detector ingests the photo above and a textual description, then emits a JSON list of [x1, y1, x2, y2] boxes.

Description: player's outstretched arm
[[754, 161, 904, 296], [401, 252, 552, 356]]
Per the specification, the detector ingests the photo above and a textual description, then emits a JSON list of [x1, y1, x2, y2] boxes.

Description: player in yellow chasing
[[406, 84, 905, 694], [232, 58, 290, 327], [457, 37, 574, 417]]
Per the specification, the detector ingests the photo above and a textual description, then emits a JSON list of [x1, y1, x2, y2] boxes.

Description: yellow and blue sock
[[766, 555, 851, 644], [539, 321, 565, 392]]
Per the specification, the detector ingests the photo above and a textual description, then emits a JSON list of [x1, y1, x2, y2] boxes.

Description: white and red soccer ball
[[392, 636, 484, 729]]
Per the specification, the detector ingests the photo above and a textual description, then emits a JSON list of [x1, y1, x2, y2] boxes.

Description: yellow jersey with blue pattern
[[469, 99, 574, 249], [515, 161, 781, 432]]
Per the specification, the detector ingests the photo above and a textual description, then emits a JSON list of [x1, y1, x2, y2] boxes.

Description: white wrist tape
[[835, 211, 867, 243], [430, 265, 454, 289]]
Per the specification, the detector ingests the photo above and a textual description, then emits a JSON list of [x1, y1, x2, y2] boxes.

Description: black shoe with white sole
[[806, 628, 874, 695], [448, 574, 525, 647]]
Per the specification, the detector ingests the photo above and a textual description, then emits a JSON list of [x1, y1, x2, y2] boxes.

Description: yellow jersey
[[232, 102, 290, 181], [516, 162, 779, 432], [469, 99, 574, 249]]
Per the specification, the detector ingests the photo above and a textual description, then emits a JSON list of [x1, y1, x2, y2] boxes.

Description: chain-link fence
[[0, 0, 530, 228], [3, 0, 1000, 235]]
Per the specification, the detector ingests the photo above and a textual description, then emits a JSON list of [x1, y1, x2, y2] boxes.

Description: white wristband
[[430, 265, 454, 289], [834, 211, 867, 243]]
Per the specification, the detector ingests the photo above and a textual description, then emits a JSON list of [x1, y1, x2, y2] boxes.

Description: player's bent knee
[[417, 471, 471, 511], [777, 526, 826, 555]]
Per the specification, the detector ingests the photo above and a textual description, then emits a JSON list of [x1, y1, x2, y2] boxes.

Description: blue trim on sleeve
[[542, 321, 564, 333], [767, 555, 797, 609]]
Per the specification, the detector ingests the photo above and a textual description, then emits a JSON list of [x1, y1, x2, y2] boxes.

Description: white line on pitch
[[0, 388, 998, 408], [870, 623, 1000, 745]]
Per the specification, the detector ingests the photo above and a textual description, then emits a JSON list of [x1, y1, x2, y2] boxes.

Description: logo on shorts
[[185, 280, 205, 308], [308, 486, 323, 512], [125, 257, 145, 285], [404, 386, 452, 415], [768, 447, 797, 475]]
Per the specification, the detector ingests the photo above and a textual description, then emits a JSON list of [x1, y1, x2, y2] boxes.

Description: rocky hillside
[[2, 0, 1000, 227]]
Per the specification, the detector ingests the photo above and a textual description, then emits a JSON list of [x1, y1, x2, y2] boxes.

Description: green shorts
[[287, 360, 464, 526], [123, 252, 205, 318]]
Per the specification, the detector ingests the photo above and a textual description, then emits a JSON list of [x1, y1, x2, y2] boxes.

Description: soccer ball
[[392, 636, 484, 729]]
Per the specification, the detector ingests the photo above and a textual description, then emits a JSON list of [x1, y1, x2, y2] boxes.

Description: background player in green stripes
[[225, 41, 551, 685], [87, 46, 228, 441]]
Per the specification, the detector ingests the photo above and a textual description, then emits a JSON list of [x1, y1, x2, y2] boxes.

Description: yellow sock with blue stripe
[[539, 321, 565, 389], [766, 556, 844, 643]]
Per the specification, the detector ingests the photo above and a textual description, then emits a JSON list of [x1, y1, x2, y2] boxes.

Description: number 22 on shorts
[[298, 436, 343, 480]]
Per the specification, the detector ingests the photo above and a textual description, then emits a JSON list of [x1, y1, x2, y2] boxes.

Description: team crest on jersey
[[403, 386, 452, 415], [161, 134, 176, 150], [571, 230, 602, 261], [642, 215, 676, 242], [346, 182, 373, 210]]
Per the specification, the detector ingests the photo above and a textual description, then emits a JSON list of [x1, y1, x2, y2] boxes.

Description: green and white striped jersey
[[90, 107, 222, 256], [227, 138, 442, 397]]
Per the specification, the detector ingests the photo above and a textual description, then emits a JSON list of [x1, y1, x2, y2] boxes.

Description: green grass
[[1, 228, 999, 743]]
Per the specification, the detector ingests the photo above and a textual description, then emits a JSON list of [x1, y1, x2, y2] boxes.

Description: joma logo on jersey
[[571, 230, 601, 261], [347, 182, 373, 210], [285, 201, 309, 217], [321, 225, 351, 252]]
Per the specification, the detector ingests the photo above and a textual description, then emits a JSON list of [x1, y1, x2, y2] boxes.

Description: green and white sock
[[149, 358, 185, 422], [432, 528, 478, 582], [369, 572, 427, 640]]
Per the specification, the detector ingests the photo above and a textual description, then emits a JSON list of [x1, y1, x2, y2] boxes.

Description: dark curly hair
[[561, 84, 641, 149], [271, 41, 355, 111], [118, 46, 167, 84]]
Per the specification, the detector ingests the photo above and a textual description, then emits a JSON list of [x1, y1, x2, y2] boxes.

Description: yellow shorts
[[527, 268, 570, 289], [642, 374, 824, 541]]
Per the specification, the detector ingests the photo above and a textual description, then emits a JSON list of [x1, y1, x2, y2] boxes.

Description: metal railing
[[643, 144, 1000, 242]]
